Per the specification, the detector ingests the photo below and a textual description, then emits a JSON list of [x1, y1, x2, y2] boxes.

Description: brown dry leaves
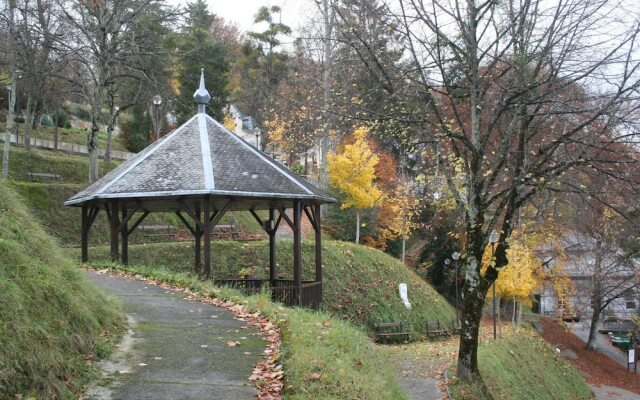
[[92, 267, 284, 399]]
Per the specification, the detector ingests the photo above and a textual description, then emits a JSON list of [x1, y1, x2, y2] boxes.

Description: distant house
[[224, 103, 321, 177], [535, 234, 640, 321], [225, 103, 262, 150]]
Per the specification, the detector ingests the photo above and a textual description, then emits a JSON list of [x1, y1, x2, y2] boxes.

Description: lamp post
[[152, 94, 162, 141], [255, 130, 260, 150], [452, 251, 461, 322], [489, 230, 500, 340], [14, 70, 22, 137]]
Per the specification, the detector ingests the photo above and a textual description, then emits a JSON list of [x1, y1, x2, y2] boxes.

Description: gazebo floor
[[214, 278, 322, 309]]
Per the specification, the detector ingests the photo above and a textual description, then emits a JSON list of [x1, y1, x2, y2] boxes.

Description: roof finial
[[193, 68, 211, 113]]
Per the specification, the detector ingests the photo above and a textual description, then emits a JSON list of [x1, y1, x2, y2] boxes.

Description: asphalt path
[[83, 271, 264, 400]]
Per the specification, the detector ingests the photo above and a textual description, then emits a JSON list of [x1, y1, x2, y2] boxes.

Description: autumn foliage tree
[[337, 0, 640, 383], [327, 126, 382, 244]]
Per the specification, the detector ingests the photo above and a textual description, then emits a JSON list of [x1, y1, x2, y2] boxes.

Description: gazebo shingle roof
[[65, 114, 334, 207]]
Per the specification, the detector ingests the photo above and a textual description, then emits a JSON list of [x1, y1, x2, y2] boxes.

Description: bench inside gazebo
[[65, 70, 335, 308]]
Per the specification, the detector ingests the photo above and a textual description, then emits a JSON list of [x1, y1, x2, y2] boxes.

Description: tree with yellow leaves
[[327, 126, 382, 244], [388, 179, 422, 264]]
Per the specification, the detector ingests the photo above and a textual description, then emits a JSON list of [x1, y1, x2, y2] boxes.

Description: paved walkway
[[84, 271, 264, 400], [568, 322, 628, 368]]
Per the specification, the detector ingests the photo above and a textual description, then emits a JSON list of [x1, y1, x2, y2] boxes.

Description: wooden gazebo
[[65, 70, 335, 308]]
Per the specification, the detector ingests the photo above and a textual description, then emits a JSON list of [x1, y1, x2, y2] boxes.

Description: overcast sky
[[169, 0, 314, 34]]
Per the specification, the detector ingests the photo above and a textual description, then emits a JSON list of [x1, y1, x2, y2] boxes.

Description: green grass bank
[[85, 240, 455, 335], [0, 184, 124, 399], [449, 327, 592, 400]]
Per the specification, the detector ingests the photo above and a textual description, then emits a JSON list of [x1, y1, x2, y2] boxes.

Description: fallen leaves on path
[[538, 318, 640, 394], [91, 267, 284, 399]]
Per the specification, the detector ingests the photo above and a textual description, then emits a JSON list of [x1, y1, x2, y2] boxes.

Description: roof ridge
[[205, 114, 314, 196], [198, 113, 215, 189]]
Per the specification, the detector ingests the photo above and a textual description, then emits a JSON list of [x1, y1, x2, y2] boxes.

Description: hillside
[[0, 143, 119, 183], [449, 326, 592, 400], [0, 184, 123, 398], [86, 240, 455, 334]]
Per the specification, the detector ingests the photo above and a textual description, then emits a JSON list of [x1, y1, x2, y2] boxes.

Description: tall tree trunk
[[401, 233, 406, 265], [23, 95, 34, 150], [318, 0, 334, 216], [587, 241, 603, 350], [53, 102, 60, 150], [355, 210, 360, 244], [517, 300, 522, 324], [457, 276, 491, 385], [512, 296, 517, 326], [2, 0, 17, 180], [88, 94, 102, 182]]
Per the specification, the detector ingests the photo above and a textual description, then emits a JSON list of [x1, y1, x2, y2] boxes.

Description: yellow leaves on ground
[[327, 126, 382, 210]]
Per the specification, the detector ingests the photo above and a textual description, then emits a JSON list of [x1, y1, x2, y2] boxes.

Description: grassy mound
[[86, 240, 455, 335], [97, 263, 409, 399], [449, 327, 592, 400], [0, 144, 119, 184], [0, 184, 123, 399]]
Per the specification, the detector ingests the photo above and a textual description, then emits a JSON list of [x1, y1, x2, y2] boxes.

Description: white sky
[[170, 0, 314, 35]]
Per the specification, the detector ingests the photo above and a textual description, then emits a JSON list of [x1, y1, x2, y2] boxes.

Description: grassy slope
[[86, 240, 455, 335], [98, 263, 408, 399], [0, 121, 128, 151], [449, 327, 592, 400], [0, 144, 119, 184], [0, 184, 124, 399]]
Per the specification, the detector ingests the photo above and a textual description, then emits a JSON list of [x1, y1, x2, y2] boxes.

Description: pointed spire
[[193, 68, 211, 113]]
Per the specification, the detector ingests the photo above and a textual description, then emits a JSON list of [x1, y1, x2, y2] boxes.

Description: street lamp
[[14, 70, 22, 137], [452, 251, 461, 322], [489, 230, 500, 340], [152, 94, 162, 141]]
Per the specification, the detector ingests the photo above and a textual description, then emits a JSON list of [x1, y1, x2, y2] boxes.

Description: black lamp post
[[489, 230, 500, 340], [152, 94, 162, 141], [452, 251, 461, 322]]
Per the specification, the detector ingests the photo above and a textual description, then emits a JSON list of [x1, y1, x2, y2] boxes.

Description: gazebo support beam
[[81, 205, 88, 262], [107, 201, 120, 262], [293, 200, 302, 306], [203, 197, 211, 279], [249, 207, 280, 284], [313, 205, 322, 284], [269, 208, 277, 283], [195, 206, 201, 275], [121, 207, 129, 265], [128, 210, 149, 234], [81, 205, 100, 263]]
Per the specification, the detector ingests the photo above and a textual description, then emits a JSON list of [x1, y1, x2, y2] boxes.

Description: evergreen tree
[[175, 0, 229, 122]]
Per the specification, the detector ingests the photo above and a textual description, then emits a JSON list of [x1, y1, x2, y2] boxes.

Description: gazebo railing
[[214, 278, 322, 309]]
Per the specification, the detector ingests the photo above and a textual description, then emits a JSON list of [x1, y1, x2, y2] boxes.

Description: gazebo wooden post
[[109, 201, 119, 263], [121, 207, 129, 265], [293, 200, 302, 306], [195, 205, 201, 275], [314, 204, 322, 284], [203, 196, 211, 279], [268, 207, 276, 284], [81, 204, 89, 262]]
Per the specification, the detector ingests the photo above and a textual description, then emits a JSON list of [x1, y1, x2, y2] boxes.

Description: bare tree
[[14, 0, 67, 150], [338, 0, 640, 384], [59, 0, 174, 182], [2, 0, 17, 179]]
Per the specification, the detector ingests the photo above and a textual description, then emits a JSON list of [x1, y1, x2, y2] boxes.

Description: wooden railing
[[214, 278, 322, 309]]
